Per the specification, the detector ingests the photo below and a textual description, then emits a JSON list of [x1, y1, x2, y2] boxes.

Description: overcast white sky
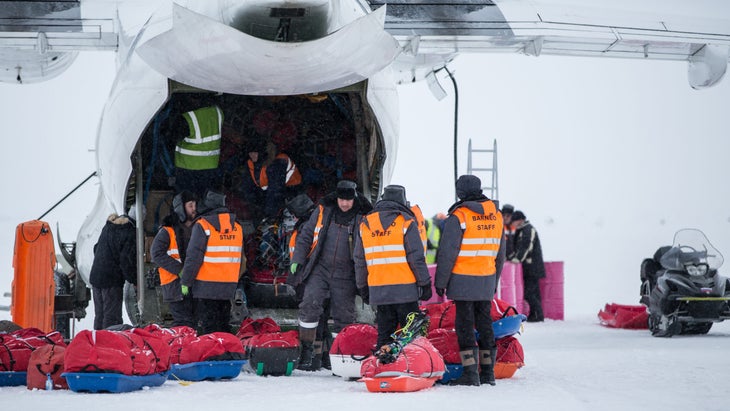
[[2, 27, 730, 317]]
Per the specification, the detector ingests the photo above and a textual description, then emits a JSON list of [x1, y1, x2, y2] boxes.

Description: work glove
[[435, 287, 445, 297], [358, 287, 370, 305], [290, 262, 299, 274], [181, 285, 189, 296], [419, 284, 433, 302]]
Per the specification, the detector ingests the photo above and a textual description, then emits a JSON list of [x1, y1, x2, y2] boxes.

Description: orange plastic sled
[[11, 220, 56, 332], [494, 362, 524, 379], [361, 376, 440, 393]]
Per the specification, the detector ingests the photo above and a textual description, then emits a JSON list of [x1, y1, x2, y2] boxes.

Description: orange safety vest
[[301, 204, 327, 259], [359, 213, 416, 287], [260, 153, 302, 190], [158, 226, 181, 286], [410, 204, 428, 255], [195, 214, 243, 284], [289, 230, 298, 259], [450, 202, 503, 276], [247, 158, 263, 188]]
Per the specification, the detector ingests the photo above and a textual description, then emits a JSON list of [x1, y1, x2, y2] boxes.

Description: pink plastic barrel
[[497, 262, 521, 309], [540, 262, 565, 320], [497, 261, 564, 320]]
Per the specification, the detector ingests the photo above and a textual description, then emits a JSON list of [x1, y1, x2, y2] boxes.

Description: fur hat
[[381, 185, 407, 206], [336, 180, 357, 200], [173, 190, 197, 223], [455, 175, 482, 200]]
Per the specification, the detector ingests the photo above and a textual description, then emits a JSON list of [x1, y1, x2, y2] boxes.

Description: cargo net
[[248, 210, 297, 276]]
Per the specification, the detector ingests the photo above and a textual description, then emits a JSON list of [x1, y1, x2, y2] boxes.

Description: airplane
[[2, 0, 729, 324]]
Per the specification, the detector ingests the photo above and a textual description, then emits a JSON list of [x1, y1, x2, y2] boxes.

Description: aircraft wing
[[0, 1, 118, 83], [373, 0, 730, 89], [2, 0, 730, 88]]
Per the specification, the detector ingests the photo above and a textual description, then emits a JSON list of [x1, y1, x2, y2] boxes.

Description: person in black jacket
[[89, 208, 138, 330], [287, 180, 372, 370], [509, 210, 545, 322]]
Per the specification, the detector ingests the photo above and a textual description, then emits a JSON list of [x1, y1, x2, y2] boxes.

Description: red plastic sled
[[598, 303, 648, 329], [361, 375, 440, 392]]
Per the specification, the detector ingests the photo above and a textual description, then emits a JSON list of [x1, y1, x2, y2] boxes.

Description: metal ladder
[[466, 138, 499, 201]]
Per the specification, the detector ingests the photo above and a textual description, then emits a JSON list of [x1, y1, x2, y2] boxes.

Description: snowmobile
[[640, 229, 730, 337]]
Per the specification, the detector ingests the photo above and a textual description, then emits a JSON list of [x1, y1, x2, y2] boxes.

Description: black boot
[[321, 350, 331, 370], [479, 348, 497, 386], [309, 340, 323, 371], [450, 348, 480, 386], [297, 327, 317, 371]]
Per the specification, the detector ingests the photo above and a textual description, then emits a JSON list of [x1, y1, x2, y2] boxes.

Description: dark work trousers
[[299, 273, 356, 333], [316, 300, 332, 342], [524, 276, 544, 321], [375, 301, 420, 348], [169, 295, 198, 328], [92, 286, 124, 330], [454, 300, 496, 351], [197, 298, 232, 334]]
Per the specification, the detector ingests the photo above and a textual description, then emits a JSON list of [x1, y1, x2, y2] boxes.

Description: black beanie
[[511, 210, 526, 221], [381, 185, 407, 206], [198, 189, 226, 214], [455, 175, 482, 200]]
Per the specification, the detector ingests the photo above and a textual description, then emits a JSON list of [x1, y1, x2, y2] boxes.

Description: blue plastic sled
[[62, 371, 169, 393], [438, 364, 463, 384], [493, 314, 527, 339], [168, 360, 246, 382], [0, 371, 27, 387]]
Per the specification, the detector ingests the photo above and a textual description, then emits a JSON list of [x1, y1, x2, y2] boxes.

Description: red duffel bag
[[360, 336, 445, 379], [426, 328, 460, 364], [236, 317, 281, 341], [178, 332, 245, 364], [64, 330, 135, 375], [126, 327, 172, 373], [420, 301, 455, 332], [27, 344, 68, 390], [330, 324, 378, 357]]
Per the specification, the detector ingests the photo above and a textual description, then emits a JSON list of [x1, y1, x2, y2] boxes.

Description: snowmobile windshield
[[659, 229, 724, 271]]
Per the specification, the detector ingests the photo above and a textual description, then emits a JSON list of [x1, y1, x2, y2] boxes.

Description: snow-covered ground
[[2, 317, 729, 411]]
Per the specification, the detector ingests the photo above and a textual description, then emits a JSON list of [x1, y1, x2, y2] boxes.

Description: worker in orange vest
[[151, 190, 198, 328], [435, 175, 506, 387], [180, 190, 246, 334], [354, 185, 432, 349]]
